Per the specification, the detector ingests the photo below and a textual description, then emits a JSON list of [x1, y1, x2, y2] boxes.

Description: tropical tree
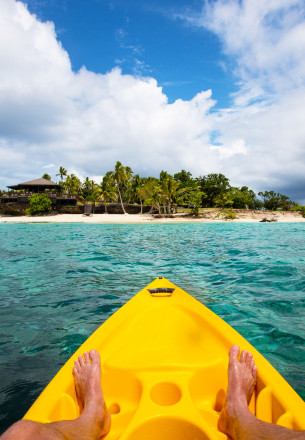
[[127, 174, 147, 214], [64, 174, 82, 195], [142, 180, 163, 215], [110, 161, 133, 214], [82, 177, 97, 200], [174, 170, 196, 188], [230, 187, 262, 209], [277, 194, 295, 211], [42, 173, 51, 181], [160, 173, 183, 214], [186, 189, 204, 216], [177, 184, 203, 215], [214, 191, 234, 209], [159, 171, 171, 213], [137, 185, 147, 214], [127, 174, 142, 203], [196, 173, 230, 207], [56, 166, 67, 183], [99, 173, 117, 214], [258, 191, 294, 211]]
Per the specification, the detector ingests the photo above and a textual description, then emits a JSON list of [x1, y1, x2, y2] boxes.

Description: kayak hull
[[24, 278, 305, 439]]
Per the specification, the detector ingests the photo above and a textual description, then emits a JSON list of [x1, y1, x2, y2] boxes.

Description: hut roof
[[8, 178, 60, 190], [18, 178, 58, 186]]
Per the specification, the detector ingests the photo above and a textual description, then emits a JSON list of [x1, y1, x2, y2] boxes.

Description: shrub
[[290, 205, 305, 217], [26, 193, 52, 215], [216, 209, 237, 220]]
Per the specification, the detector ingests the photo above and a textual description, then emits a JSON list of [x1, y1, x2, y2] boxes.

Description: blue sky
[[25, 0, 234, 106], [1, 0, 305, 202]]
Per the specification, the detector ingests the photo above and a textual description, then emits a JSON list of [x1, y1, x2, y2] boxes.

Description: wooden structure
[[7, 178, 60, 193], [1, 178, 77, 206], [83, 203, 93, 216]]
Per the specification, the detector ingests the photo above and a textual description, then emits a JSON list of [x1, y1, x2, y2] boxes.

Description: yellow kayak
[[24, 277, 305, 439]]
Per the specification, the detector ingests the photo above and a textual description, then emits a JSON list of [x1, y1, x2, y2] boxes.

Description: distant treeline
[[4, 163, 302, 215]]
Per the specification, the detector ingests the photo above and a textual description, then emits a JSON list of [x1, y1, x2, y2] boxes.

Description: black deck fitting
[[148, 288, 175, 294]]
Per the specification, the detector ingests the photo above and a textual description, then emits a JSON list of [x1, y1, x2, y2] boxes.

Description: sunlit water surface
[[0, 222, 304, 433]]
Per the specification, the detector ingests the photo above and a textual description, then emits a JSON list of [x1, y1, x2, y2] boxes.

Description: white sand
[[0, 212, 304, 224]]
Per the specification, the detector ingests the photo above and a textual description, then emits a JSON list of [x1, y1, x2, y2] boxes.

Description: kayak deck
[[24, 278, 305, 439]]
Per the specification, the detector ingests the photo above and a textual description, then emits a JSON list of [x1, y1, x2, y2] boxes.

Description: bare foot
[[219, 345, 257, 438], [73, 350, 111, 437]]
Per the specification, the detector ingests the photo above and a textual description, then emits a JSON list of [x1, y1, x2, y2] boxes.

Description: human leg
[[1, 350, 110, 440], [219, 345, 305, 440]]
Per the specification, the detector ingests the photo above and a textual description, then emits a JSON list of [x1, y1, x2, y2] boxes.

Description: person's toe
[[78, 354, 85, 366], [84, 352, 90, 363], [229, 345, 240, 362], [74, 359, 80, 371], [89, 349, 101, 366], [246, 352, 253, 366], [240, 350, 247, 362], [252, 365, 258, 379]]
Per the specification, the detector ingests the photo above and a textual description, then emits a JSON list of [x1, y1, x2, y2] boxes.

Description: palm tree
[[99, 173, 117, 214], [82, 177, 96, 200], [160, 173, 183, 214], [56, 166, 67, 183], [64, 174, 82, 195], [142, 180, 163, 215], [110, 161, 133, 214], [159, 171, 170, 214], [137, 184, 147, 214], [127, 174, 146, 214]]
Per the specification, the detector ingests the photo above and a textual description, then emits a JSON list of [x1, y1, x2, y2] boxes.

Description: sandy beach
[[1, 210, 304, 223]]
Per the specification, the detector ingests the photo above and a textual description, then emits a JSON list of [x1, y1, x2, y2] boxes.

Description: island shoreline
[[1, 210, 304, 224]]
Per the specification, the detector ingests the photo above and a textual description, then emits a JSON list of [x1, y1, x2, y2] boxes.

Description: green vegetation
[[257, 191, 295, 211], [290, 205, 305, 217], [5, 164, 301, 217], [56, 166, 67, 183], [55, 164, 299, 215], [110, 161, 133, 214], [99, 172, 117, 214], [26, 193, 52, 215], [215, 209, 237, 220]]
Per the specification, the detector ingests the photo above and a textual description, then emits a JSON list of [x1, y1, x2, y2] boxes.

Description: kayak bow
[[24, 277, 305, 439]]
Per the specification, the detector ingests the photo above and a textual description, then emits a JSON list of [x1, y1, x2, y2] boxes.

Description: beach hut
[[7, 178, 60, 193]]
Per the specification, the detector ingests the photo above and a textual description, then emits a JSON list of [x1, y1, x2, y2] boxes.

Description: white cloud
[[0, 0, 305, 203], [188, 0, 305, 102], [178, 0, 305, 201], [43, 163, 55, 169], [0, 0, 216, 189]]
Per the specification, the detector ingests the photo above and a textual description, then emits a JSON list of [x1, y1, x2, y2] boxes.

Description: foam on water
[[0, 222, 304, 432]]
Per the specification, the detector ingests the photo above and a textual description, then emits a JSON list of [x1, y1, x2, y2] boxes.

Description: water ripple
[[0, 222, 304, 433]]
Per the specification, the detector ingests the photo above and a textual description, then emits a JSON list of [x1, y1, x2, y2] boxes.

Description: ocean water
[[0, 222, 304, 433]]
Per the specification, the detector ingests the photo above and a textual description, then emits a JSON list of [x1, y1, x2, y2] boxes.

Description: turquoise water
[[0, 222, 304, 433]]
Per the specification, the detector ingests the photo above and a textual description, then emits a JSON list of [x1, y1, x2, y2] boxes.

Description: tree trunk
[[118, 187, 127, 214], [140, 199, 143, 214], [104, 201, 108, 214]]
